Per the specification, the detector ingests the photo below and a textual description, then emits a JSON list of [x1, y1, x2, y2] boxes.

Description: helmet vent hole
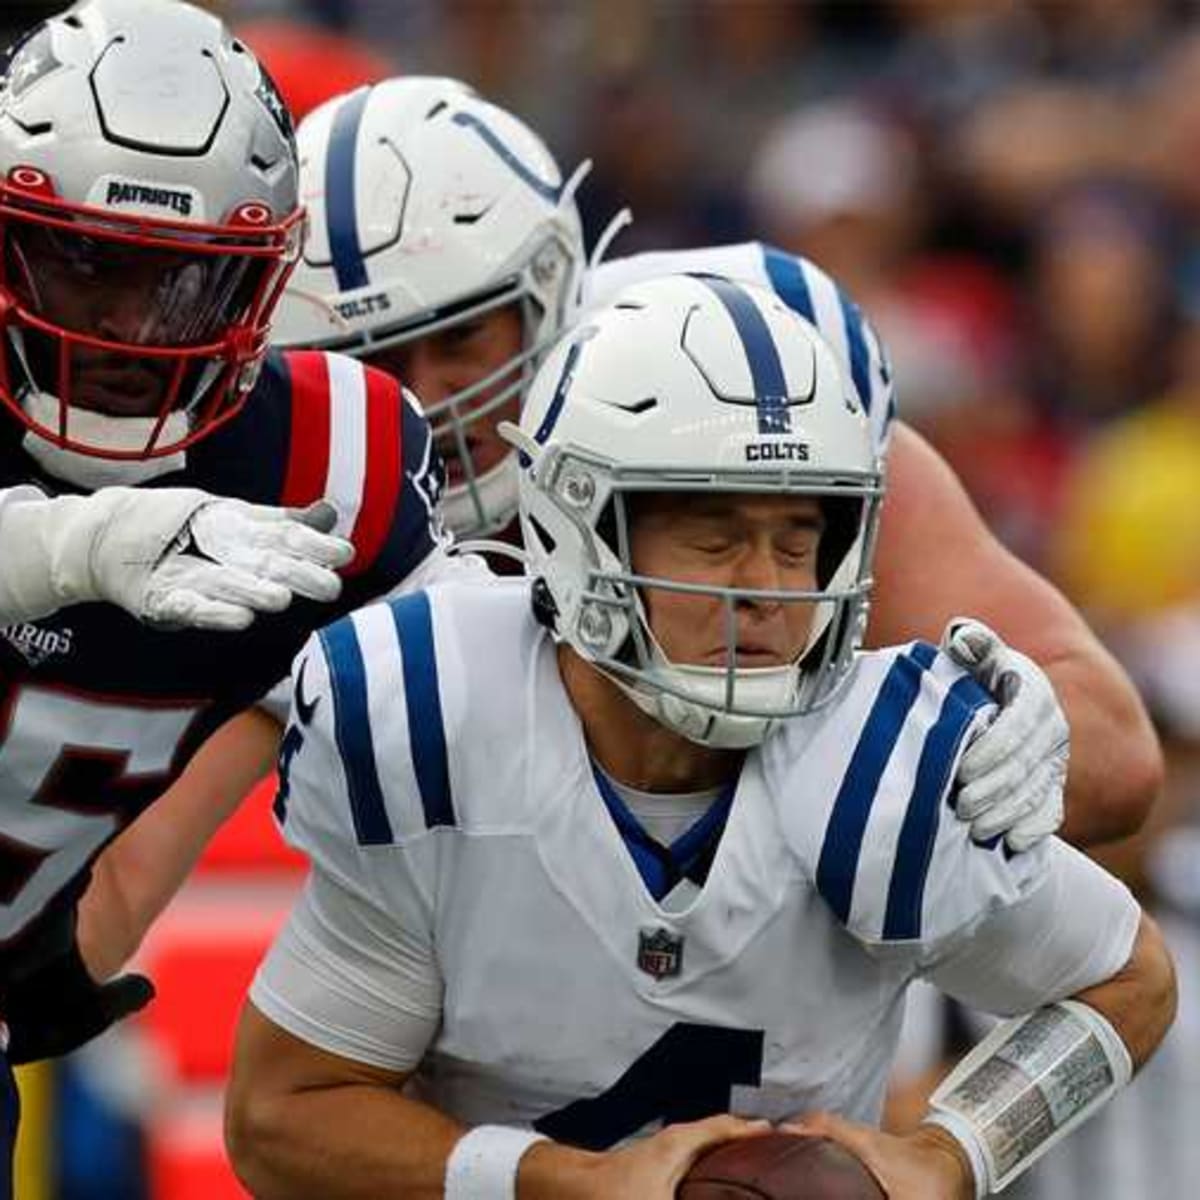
[[425, 100, 448, 119], [63, 14, 82, 28]]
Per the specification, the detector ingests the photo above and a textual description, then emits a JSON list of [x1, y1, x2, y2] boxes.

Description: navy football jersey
[[0, 348, 444, 974]]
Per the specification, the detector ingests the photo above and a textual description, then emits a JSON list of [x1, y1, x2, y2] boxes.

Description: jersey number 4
[[535, 1022, 765, 1150]]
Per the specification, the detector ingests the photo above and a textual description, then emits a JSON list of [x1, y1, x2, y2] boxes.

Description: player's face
[[367, 304, 524, 487], [630, 493, 824, 669], [8, 223, 258, 417]]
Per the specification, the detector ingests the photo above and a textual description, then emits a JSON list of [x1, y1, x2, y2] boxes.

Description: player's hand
[[60, 488, 355, 631], [519, 1115, 770, 1200], [782, 1112, 975, 1200], [2, 940, 155, 1065], [940, 618, 1068, 852]]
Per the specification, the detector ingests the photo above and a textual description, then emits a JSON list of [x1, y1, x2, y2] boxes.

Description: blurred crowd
[[3, 3, 1200, 1198]]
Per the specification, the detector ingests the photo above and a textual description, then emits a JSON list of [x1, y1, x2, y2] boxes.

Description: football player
[[272, 76, 1162, 851], [228, 277, 1176, 1200], [0, 2, 461, 1185]]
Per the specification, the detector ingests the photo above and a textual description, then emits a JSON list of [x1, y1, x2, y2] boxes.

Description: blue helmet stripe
[[761, 244, 816, 325], [883, 672, 993, 940], [325, 87, 372, 292], [521, 336, 586, 467], [816, 643, 934, 923], [452, 111, 562, 202], [697, 274, 791, 435], [390, 592, 455, 829], [839, 290, 872, 415], [318, 617, 394, 846]]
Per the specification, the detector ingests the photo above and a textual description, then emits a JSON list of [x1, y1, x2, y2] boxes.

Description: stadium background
[[4, 1, 1199, 1196]]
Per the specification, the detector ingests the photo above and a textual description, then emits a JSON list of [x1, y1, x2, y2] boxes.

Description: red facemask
[[0, 166, 303, 459]]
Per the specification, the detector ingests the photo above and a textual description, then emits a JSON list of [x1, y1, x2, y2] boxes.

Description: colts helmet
[[273, 76, 588, 536], [0, 0, 301, 480], [507, 273, 884, 749]]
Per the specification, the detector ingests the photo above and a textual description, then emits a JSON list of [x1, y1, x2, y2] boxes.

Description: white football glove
[[940, 618, 1069, 853], [0, 485, 355, 631]]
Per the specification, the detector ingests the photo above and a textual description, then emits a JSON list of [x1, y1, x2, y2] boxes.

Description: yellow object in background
[[1054, 396, 1200, 620], [13, 1063, 50, 1200]]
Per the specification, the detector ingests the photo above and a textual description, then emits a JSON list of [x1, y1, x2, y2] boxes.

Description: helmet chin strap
[[21, 391, 187, 490], [442, 451, 520, 538], [606, 652, 799, 751]]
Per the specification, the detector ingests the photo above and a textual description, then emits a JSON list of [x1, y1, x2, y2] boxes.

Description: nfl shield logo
[[637, 927, 684, 980]]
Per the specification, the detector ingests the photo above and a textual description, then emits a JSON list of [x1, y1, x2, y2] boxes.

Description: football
[[677, 1132, 886, 1200]]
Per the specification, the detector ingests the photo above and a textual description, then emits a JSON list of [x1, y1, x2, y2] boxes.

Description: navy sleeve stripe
[[882, 674, 993, 940], [761, 245, 816, 324], [317, 618, 395, 846], [816, 648, 930, 923], [389, 592, 455, 829], [839, 289, 873, 415], [325, 87, 372, 292]]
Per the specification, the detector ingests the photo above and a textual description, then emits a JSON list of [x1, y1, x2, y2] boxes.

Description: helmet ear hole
[[817, 496, 862, 589]]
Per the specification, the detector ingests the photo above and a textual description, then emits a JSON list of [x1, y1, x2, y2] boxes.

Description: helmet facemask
[[515, 436, 883, 749], [336, 229, 581, 538], [0, 180, 303, 462]]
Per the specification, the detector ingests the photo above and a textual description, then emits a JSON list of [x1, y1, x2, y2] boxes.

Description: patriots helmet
[[0, 0, 302, 485]]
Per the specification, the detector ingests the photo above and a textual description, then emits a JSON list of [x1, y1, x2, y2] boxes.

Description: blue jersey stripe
[[318, 618, 394, 845], [839, 290, 872, 415], [390, 593, 455, 829], [883, 674, 993, 940], [761, 245, 816, 324], [816, 648, 931, 923], [698, 274, 791, 434], [325, 87, 372, 292], [451, 111, 562, 202]]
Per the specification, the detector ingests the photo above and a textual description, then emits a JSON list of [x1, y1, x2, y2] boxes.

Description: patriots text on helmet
[[103, 180, 194, 216]]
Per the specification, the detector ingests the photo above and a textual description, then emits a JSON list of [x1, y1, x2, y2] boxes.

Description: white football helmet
[[0, 0, 302, 486], [505, 274, 884, 749], [273, 76, 588, 536]]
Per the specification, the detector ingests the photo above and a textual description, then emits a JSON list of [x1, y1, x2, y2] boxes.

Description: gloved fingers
[[155, 559, 292, 614], [957, 694, 1064, 785], [940, 618, 1001, 675], [194, 504, 355, 573], [247, 550, 345, 603], [286, 498, 340, 535], [956, 739, 1052, 820], [1006, 795, 1067, 853], [142, 585, 257, 632], [970, 760, 1066, 846], [968, 787, 1041, 845]]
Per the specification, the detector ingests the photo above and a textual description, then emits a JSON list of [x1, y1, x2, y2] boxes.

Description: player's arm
[[868, 422, 1162, 844], [76, 706, 281, 981], [0, 484, 352, 628], [230, 1000, 762, 1200]]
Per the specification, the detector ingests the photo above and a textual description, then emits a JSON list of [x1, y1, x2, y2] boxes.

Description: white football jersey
[[585, 243, 895, 456], [253, 580, 1140, 1149]]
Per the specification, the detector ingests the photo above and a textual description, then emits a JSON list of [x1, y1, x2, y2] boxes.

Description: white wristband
[[923, 1000, 1132, 1196], [444, 1125, 548, 1200]]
